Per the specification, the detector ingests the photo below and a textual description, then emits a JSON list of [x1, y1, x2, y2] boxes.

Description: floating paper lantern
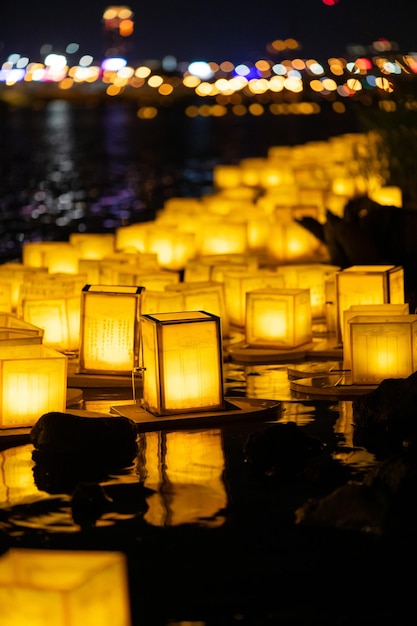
[[78, 285, 144, 375], [245, 288, 312, 349], [165, 280, 230, 336], [349, 314, 417, 384], [343, 303, 409, 368], [0, 344, 67, 428], [0, 313, 44, 346], [141, 311, 224, 416], [22, 295, 81, 353], [335, 265, 405, 342], [69, 232, 115, 259], [223, 271, 285, 328], [277, 263, 340, 318], [0, 548, 131, 626]]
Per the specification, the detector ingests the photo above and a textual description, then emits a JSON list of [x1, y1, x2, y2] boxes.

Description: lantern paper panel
[[245, 288, 312, 349], [349, 314, 417, 384], [78, 285, 143, 375], [141, 311, 224, 416], [343, 303, 409, 368], [277, 263, 340, 318], [335, 265, 404, 342], [69, 232, 115, 260], [223, 272, 285, 328], [22, 296, 81, 353], [0, 548, 131, 626], [140, 429, 227, 527], [165, 281, 230, 337], [0, 344, 67, 428]]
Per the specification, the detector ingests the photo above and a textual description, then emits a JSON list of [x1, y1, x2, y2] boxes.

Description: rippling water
[[0, 98, 359, 262]]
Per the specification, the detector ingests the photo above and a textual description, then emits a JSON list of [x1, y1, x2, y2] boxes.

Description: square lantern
[[69, 232, 115, 259], [0, 344, 67, 428], [245, 288, 313, 349], [141, 311, 224, 416], [0, 313, 44, 346], [165, 280, 230, 337], [223, 271, 285, 328], [22, 295, 81, 353], [78, 285, 144, 375], [0, 548, 131, 626], [335, 265, 405, 342], [349, 314, 417, 384], [276, 263, 340, 318], [343, 303, 409, 368]]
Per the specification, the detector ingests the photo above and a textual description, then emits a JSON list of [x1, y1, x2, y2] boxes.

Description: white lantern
[[141, 311, 224, 416]]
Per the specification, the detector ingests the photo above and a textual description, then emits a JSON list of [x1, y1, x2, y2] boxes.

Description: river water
[[0, 97, 359, 262]]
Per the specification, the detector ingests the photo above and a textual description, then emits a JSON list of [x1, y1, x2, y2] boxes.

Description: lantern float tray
[[289, 373, 377, 400], [225, 340, 312, 363], [110, 397, 283, 432]]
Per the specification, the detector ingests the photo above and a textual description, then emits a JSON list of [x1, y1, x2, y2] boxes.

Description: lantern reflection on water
[[138, 429, 227, 527]]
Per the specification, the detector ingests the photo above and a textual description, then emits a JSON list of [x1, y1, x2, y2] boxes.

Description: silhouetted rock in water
[[297, 196, 417, 311], [30, 412, 139, 494], [351, 371, 417, 459], [295, 446, 417, 536], [244, 422, 325, 482]]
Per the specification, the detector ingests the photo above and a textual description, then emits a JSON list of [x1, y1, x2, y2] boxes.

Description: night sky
[[2, 0, 416, 64]]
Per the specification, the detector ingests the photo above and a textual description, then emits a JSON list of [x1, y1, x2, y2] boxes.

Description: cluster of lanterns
[[0, 131, 411, 429], [0, 130, 415, 625]]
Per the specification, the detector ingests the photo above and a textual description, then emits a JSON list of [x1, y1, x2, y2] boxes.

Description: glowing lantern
[[0, 313, 44, 346], [142, 289, 184, 315], [69, 232, 115, 259], [223, 271, 285, 327], [343, 303, 409, 368], [368, 186, 402, 207], [0, 548, 131, 626], [0, 344, 67, 428], [198, 220, 248, 256], [277, 263, 340, 318], [245, 288, 312, 349], [349, 314, 417, 384], [145, 227, 196, 270], [115, 221, 152, 253], [165, 280, 230, 336], [22, 242, 79, 274], [78, 285, 144, 375], [266, 220, 324, 262], [213, 164, 242, 189], [0, 264, 48, 312], [141, 311, 224, 416], [22, 295, 81, 353], [0, 281, 12, 312], [335, 265, 405, 342]]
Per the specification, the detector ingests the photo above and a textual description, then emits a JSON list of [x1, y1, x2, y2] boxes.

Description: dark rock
[[243, 422, 325, 481], [30, 412, 139, 494], [352, 371, 417, 458]]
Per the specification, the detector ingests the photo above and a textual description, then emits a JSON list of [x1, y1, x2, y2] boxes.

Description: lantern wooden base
[[287, 361, 345, 380], [289, 373, 377, 400], [225, 340, 313, 363], [110, 396, 283, 432]]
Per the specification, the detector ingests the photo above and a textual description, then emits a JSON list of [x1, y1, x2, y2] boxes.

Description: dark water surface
[[0, 98, 359, 262]]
